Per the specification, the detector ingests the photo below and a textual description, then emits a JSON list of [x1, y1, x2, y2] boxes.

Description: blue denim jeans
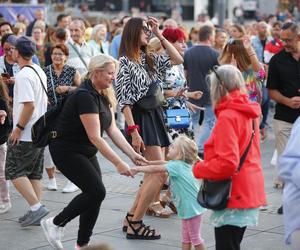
[[191, 105, 216, 153]]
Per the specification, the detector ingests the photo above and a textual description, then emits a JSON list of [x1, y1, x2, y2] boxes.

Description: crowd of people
[[0, 7, 299, 250]]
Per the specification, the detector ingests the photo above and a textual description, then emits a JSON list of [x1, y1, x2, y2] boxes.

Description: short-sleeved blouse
[[115, 52, 171, 109], [44, 64, 76, 107]]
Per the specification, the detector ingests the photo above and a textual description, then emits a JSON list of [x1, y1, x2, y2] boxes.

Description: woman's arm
[[148, 160, 168, 165], [72, 70, 81, 87], [243, 36, 260, 72], [123, 105, 145, 153], [80, 113, 133, 176], [106, 108, 148, 165], [148, 17, 183, 65]]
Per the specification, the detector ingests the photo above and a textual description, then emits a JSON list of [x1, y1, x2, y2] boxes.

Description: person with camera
[[193, 65, 266, 250], [115, 16, 183, 239]]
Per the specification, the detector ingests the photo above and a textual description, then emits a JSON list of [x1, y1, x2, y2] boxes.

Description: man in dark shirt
[[267, 22, 300, 214], [184, 25, 219, 157]]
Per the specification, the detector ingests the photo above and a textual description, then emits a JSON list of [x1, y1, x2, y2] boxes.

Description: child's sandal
[[126, 220, 161, 240], [122, 212, 133, 232]]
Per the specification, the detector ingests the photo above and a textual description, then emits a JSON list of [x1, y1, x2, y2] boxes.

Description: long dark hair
[[119, 17, 154, 71], [0, 78, 10, 104]]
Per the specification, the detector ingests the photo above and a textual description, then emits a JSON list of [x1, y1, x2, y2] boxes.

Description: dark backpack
[[31, 89, 92, 148], [31, 97, 66, 148]]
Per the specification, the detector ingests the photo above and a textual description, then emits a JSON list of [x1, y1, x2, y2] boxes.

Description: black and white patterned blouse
[[115, 52, 171, 109], [44, 64, 76, 108]]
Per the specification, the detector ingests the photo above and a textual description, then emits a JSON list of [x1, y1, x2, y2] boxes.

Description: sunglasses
[[142, 25, 152, 37]]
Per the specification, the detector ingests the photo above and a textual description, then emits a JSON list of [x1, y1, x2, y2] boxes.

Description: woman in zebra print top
[[116, 17, 183, 240]]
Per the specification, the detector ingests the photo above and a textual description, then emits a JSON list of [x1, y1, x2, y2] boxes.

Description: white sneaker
[[74, 243, 89, 249], [0, 202, 12, 214], [41, 217, 64, 250], [47, 178, 58, 191], [62, 181, 79, 193]]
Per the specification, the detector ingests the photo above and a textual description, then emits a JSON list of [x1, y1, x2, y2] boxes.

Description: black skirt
[[129, 104, 170, 147]]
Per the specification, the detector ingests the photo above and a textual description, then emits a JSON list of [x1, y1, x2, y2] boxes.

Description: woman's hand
[[187, 91, 203, 100], [130, 152, 149, 166], [243, 35, 255, 53], [147, 16, 160, 37], [0, 110, 7, 124], [56, 86, 70, 94], [131, 131, 145, 154], [116, 161, 134, 177]]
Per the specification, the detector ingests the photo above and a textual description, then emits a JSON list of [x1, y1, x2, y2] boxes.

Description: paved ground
[[0, 117, 288, 250]]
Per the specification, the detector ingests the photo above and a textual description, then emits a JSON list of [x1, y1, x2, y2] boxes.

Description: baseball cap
[[5, 34, 18, 46], [15, 36, 36, 57]]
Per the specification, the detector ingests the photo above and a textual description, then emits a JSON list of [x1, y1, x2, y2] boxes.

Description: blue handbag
[[165, 109, 190, 129]]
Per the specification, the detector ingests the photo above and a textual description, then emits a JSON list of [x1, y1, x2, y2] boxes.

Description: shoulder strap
[[22, 65, 48, 97], [49, 65, 58, 105], [236, 120, 255, 173], [68, 41, 88, 69]]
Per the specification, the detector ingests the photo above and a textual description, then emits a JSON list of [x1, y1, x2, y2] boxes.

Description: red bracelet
[[126, 125, 140, 135]]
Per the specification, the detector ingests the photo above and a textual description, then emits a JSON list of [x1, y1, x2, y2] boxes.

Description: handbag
[[165, 108, 190, 129], [197, 120, 255, 210], [136, 65, 164, 110]]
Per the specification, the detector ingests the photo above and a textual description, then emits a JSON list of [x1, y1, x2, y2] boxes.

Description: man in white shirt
[[5, 36, 49, 227], [67, 19, 98, 76]]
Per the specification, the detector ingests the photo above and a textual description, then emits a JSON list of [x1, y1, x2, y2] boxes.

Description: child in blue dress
[[132, 135, 206, 250]]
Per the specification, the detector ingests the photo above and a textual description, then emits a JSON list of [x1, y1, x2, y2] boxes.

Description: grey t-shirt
[[184, 45, 219, 106]]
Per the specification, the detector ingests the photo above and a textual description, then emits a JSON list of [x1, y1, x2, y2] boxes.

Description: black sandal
[[122, 213, 133, 232], [126, 220, 161, 240]]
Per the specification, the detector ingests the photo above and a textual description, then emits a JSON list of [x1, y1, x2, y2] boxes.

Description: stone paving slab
[[0, 112, 290, 250]]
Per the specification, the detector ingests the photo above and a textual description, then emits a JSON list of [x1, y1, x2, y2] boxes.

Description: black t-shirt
[[54, 80, 112, 148], [4, 57, 14, 98], [184, 45, 219, 106], [0, 99, 12, 144], [267, 49, 300, 123]]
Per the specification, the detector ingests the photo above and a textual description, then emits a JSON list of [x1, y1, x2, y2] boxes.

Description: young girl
[[0, 77, 11, 214], [131, 135, 206, 250]]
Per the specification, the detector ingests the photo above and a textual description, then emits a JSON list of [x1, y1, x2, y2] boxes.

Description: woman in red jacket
[[193, 64, 266, 250]]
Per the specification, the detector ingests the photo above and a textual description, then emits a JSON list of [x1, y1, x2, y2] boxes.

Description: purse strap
[[22, 65, 48, 97], [49, 65, 58, 105], [68, 41, 88, 69], [235, 120, 255, 173]]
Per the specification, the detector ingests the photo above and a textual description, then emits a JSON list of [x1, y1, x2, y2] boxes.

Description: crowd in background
[[0, 6, 299, 250]]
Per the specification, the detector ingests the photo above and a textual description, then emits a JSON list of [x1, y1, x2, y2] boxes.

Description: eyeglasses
[[142, 25, 152, 37], [52, 53, 65, 57], [281, 36, 297, 44]]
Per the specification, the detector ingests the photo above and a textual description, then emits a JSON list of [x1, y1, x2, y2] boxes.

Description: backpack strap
[[22, 65, 48, 97]]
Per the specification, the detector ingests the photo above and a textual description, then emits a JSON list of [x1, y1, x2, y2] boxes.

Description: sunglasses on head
[[227, 38, 237, 45]]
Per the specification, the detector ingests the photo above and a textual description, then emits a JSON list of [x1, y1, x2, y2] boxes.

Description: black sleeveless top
[[54, 80, 112, 148]]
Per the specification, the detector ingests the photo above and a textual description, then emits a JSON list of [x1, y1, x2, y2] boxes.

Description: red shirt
[[193, 90, 267, 208]]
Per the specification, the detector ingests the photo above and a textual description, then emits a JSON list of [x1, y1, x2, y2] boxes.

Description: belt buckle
[[50, 131, 57, 139]]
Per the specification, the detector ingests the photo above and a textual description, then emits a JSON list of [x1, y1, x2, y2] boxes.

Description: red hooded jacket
[[193, 90, 267, 208]]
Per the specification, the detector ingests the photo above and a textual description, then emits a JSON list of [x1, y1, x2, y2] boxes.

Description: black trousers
[[215, 225, 246, 250], [50, 141, 106, 247]]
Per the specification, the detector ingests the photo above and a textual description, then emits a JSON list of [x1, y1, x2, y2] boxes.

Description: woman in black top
[[41, 54, 146, 250], [116, 17, 183, 239]]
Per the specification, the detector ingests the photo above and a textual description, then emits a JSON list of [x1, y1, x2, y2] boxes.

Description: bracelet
[[16, 123, 25, 131], [159, 37, 166, 43], [126, 125, 140, 135]]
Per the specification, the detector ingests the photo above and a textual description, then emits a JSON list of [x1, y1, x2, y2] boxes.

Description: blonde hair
[[147, 37, 163, 53], [87, 54, 118, 109], [208, 64, 247, 107], [173, 135, 199, 165]]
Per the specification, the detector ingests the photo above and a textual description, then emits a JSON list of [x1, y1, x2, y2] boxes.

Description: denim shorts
[[5, 141, 44, 180]]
